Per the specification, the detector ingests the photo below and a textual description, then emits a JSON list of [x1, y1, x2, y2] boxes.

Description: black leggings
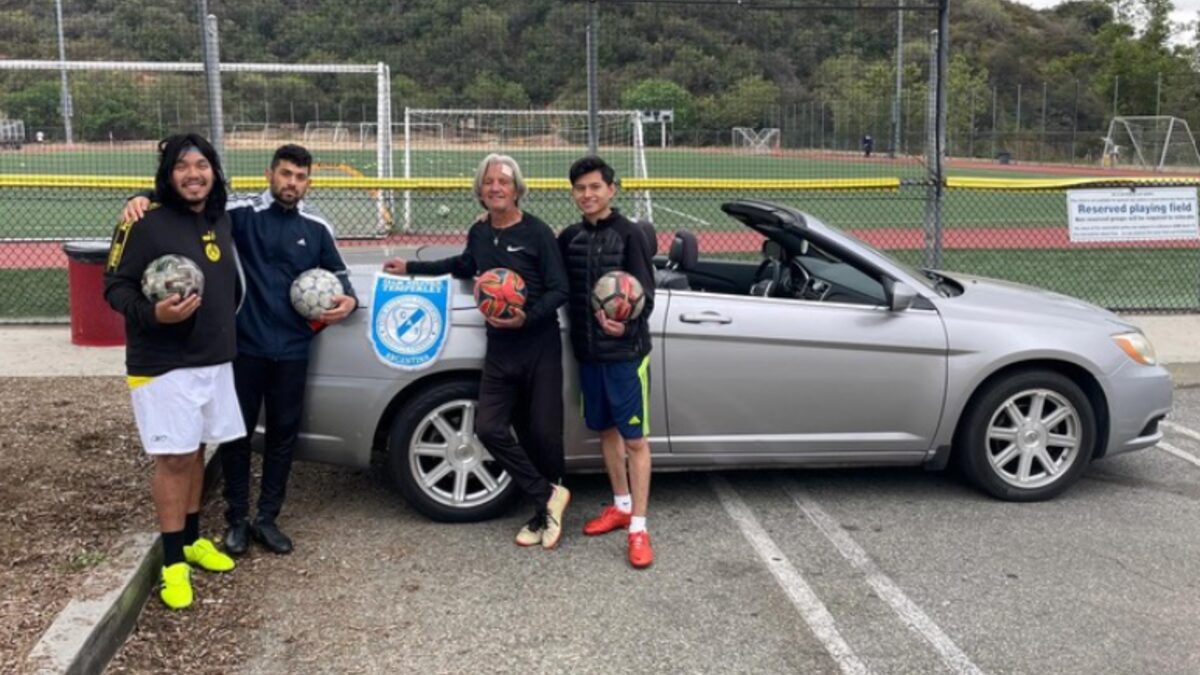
[[474, 328, 564, 509]]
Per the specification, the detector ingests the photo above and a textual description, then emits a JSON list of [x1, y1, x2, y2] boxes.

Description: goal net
[[1104, 116, 1200, 171], [732, 127, 781, 155], [303, 121, 352, 145], [400, 108, 652, 230]]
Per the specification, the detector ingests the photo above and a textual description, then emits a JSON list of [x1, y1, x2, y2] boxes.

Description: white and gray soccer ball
[[141, 254, 205, 303], [436, 204, 451, 218], [290, 268, 344, 320]]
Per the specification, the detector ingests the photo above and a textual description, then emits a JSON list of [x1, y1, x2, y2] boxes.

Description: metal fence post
[[200, 12, 224, 156]]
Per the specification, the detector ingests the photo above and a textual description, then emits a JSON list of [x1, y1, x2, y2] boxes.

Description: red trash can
[[63, 240, 126, 347]]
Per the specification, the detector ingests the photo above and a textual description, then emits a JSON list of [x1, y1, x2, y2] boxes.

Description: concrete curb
[[1165, 362, 1200, 388], [26, 450, 223, 675]]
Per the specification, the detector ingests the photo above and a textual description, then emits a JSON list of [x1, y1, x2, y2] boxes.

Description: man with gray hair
[[383, 154, 571, 548]]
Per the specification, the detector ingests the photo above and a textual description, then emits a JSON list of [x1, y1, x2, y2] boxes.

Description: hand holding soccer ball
[[591, 271, 645, 323], [290, 268, 345, 321], [474, 268, 527, 328]]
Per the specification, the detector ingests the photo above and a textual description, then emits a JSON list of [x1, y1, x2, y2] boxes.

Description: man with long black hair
[[122, 144, 357, 556], [105, 133, 243, 610]]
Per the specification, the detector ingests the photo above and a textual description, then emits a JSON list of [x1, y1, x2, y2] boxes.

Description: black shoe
[[223, 520, 250, 556], [251, 521, 293, 555]]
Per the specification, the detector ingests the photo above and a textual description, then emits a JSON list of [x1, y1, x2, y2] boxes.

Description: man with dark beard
[[123, 144, 357, 556], [106, 133, 243, 609]]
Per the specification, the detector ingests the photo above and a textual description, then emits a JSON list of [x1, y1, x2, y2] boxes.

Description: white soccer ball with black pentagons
[[141, 254, 205, 303], [591, 271, 646, 322], [290, 268, 344, 320]]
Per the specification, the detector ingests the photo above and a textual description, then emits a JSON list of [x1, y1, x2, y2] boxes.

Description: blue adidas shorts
[[579, 357, 651, 439]]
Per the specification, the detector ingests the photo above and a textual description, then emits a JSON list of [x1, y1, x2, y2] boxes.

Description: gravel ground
[[0, 377, 150, 673], [108, 463, 363, 674]]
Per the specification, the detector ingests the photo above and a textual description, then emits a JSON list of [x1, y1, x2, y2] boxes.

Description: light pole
[[55, 0, 74, 145]]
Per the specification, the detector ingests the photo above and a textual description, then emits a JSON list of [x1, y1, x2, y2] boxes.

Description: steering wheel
[[787, 259, 812, 298], [750, 259, 782, 297]]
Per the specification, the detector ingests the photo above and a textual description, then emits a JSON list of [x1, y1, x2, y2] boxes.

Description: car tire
[[957, 369, 1096, 502], [388, 378, 517, 522]]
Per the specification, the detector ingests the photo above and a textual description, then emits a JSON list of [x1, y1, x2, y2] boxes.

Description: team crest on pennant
[[369, 273, 452, 371]]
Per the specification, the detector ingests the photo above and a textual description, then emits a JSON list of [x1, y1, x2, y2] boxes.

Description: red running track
[[8, 227, 1198, 270]]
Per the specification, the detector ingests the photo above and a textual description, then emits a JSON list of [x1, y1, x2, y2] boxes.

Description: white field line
[[708, 474, 869, 675], [656, 204, 712, 227], [779, 477, 985, 675], [1159, 421, 1200, 468]]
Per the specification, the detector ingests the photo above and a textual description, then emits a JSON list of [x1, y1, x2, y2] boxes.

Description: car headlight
[[1112, 332, 1157, 365]]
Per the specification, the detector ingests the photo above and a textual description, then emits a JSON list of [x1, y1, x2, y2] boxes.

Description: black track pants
[[474, 328, 564, 509]]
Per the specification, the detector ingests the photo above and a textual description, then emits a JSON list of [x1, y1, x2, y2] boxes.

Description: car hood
[[936, 272, 1136, 331]]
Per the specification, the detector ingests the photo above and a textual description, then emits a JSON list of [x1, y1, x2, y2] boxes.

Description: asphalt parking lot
[[204, 388, 1200, 675]]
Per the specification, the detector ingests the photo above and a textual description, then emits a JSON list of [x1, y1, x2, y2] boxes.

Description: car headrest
[[635, 219, 658, 255], [668, 230, 699, 270]]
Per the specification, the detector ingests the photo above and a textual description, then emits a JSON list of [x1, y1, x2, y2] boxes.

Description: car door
[[662, 290, 947, 458]]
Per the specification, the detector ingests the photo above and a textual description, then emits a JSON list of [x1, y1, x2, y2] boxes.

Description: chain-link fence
[[4, 0, 1200, 320], [4, 176, 1199, 319]]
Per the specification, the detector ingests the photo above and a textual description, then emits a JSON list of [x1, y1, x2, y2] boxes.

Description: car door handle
[[679, 311, 732, 324]]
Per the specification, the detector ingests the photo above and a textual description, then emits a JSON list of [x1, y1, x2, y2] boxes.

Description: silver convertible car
[[295, 200, 1172, 521]]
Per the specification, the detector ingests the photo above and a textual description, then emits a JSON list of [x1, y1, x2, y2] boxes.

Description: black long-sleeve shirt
[[407, 212, 568, 341], [103, 203, 240, 376]]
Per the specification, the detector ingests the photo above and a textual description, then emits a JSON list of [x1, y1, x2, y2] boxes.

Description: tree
[[620, 79, 696, 129]]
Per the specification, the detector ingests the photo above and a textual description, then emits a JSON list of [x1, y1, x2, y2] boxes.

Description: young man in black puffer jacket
[[557, 156, 657, 569]]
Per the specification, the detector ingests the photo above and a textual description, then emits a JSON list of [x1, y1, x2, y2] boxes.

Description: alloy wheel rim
[[985, 388, 1081, 490], [409, 399, 510, 508]]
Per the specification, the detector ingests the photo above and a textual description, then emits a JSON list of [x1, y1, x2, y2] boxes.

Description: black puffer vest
[[561, 212, 652, 363]]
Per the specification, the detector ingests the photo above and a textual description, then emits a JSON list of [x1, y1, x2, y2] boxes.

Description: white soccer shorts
[[128, 362, 246, 455]]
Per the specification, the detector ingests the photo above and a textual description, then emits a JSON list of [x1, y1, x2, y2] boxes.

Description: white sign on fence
[[1067, 187, 1199, 243]]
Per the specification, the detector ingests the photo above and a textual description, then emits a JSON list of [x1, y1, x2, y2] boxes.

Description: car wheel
[[388, 378, 516, 522], [958, 370, 1096, 502]]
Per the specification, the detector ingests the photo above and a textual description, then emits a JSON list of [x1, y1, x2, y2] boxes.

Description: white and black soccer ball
[[436, 204, 451, 218], [290, 268, 344, 320], [141, 254, 205, 303]]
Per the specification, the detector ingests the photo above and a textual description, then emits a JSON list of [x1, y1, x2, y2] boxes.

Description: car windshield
[[809, 220, 941, 292]]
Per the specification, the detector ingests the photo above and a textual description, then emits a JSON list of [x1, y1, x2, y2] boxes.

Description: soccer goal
[[400, 108, 653, 230], [303, 121, 352, 144], [1104, 116, 1200, 171], [359, 121, 444, 149], [732, 127, 781, 155]]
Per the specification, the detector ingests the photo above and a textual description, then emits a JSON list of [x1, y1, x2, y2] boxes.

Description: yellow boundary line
[[0, 174, 900, 191], [947, 176, 1200, 190], [3, 174, 1197, 191]]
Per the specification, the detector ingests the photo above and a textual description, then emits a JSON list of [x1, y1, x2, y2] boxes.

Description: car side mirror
[[886, 279, 916, 312]]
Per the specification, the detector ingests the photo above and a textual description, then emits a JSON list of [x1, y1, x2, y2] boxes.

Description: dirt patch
[[0, 377, 151, 673]]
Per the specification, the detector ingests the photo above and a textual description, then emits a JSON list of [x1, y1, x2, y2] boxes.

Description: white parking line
[[1160, 421, 1200, 468], [709, 474, 869, 675], [779, 478, 985, 675]]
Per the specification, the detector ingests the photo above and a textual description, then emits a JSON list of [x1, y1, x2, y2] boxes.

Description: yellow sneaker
[[515, 514, 544, 547], [184, 537, 236, 573], [542, 485, 571, 550], [160, 562, 193, 610]]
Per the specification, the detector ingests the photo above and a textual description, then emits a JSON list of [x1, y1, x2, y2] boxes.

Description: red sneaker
[[628, 531, 654, 569], [583, 506, 632, 536]]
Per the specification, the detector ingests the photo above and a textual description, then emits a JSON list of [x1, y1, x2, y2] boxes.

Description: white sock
[[629, 516, 647, 533], [614, 494, 632, 513]]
